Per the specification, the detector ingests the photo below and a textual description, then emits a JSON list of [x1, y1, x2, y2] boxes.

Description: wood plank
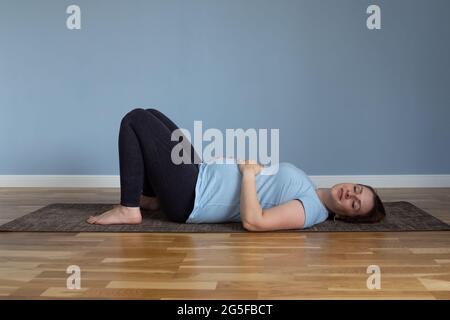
[[0, 187, 448, 299]]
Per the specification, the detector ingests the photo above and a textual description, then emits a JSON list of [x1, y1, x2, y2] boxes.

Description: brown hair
[[328, 184, 386, 223]]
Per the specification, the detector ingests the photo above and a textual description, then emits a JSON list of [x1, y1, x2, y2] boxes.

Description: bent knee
[[125, 107, 147, 118], [146, 108, 160, 115], [121, 108, 147, 126]]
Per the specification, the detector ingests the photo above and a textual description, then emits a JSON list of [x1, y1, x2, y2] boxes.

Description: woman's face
[[329, 183, 375, 217]]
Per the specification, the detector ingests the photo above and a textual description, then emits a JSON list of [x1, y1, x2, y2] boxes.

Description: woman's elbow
[[242, 221, 258, 231], [242, 220, 266, 232]]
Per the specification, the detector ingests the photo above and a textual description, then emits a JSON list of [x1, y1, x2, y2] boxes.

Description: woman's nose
[[345, 190, 356, 199]]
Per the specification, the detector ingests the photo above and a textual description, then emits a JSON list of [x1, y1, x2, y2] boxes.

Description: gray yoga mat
[[0, 202, 448, 232]]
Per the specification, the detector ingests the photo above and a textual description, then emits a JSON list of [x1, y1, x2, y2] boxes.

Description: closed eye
[[354, 184, 363, 211]]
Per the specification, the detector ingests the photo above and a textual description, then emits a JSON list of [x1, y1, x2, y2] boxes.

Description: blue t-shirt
[[186, 159, 329, 229]]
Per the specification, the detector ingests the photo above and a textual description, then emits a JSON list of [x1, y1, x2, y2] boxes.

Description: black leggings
[[118, 108, 200, 223]]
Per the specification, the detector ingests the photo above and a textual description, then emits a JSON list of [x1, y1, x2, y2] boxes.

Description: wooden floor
[[0, 188, 449, 299]]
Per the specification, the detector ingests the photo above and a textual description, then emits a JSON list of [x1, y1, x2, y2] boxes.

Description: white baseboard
[[310, 175, 450, 188], [0, 175, 449, 188], [0, 175, 119, 188]]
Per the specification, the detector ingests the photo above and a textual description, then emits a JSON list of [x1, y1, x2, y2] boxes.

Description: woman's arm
[[240, 168, 264, 230], [238, 161, 305, 231]]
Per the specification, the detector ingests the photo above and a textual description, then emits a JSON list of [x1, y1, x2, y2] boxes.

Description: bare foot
[[140, 195, 161, 211], [87, 205, 142, 225]]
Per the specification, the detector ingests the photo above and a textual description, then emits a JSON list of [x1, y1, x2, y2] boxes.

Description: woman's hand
[[237, 160, 263, 176]]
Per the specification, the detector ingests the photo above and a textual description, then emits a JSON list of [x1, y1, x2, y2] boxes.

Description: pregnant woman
[[87, 108, 386, 231]]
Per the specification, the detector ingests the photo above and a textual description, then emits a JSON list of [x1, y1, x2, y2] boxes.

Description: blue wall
[[1, 0, 449, 175]]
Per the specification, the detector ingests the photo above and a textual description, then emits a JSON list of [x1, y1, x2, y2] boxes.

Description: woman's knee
[[146, 108, 159, 115], [121, 108, 148, 126]]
